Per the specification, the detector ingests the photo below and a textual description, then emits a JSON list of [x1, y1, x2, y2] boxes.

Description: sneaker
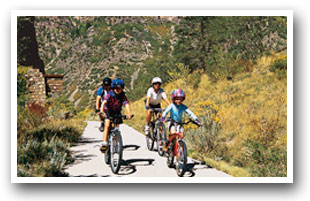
[[100, 142, 108, 153], [99, 122, 104, 132]]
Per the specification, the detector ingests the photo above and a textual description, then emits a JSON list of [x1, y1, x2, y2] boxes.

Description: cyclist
[[96, 77, 112, 132], [100, 79, 132, 152], [161, 89, 201, 151], [145, 77, 170, 135]]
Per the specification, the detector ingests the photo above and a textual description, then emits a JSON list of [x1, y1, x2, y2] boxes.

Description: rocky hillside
[[34, 16, 179, 110]]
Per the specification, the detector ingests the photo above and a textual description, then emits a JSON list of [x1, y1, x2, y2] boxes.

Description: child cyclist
[[100, 79, 132, 152], [96, 77, 112, 132], [161, 89, 201, 151]]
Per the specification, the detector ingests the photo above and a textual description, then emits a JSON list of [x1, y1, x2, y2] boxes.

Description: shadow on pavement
[[73, 137, 102, 146], [167, 160, 211, 177], [68, 150, 97, 165], [116, 158, 155, 176], [123, 144, 140, 151]]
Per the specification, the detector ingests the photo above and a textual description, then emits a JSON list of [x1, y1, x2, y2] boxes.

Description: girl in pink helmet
[[161, 89, 201, 151]]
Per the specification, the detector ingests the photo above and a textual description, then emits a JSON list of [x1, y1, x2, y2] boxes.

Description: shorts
[[167, 120, 184, 133], [105, 111, 123, 124], [144, 99, 161, 109]]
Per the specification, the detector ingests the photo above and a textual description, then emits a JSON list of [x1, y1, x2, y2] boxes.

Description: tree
[[174, 16, 287, 79]]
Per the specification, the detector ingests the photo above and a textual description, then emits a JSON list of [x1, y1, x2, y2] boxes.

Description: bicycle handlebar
[[166, 117, 200, 127], [99, 113, 134, 120]]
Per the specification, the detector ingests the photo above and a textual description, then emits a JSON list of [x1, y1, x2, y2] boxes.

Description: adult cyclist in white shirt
[[145, 77, 170, 135]]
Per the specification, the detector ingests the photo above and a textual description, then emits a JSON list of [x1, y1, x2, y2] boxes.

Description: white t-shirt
[[146, 87, 167, 105]]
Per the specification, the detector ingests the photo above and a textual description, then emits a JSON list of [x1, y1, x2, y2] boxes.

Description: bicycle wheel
[[166, 142, 174, 168], [156, 123, 166, 156], [176, 140, 187, 177], [109, 130, 123, 174], [146, 126, 155, 151], [104, 148, 110, 165]]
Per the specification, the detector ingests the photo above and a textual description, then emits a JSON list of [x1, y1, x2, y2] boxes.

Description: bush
[[269, 55, 287, 72], [17, 120, 84, 177], [186, 100, 225, 160], [269, 55, 287, 79], [239, 139, 287, 177]]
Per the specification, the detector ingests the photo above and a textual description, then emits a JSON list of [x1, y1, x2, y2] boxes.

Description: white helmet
[[152, 77, 162, 84]]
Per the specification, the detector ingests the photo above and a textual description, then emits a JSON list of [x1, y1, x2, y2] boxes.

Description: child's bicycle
[[146, 108, 167, 156], [165, 118, 200, 177], [103, 113, 134, 174]]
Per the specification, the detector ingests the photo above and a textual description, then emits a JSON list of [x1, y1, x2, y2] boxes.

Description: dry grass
[[127, 52, 287, 177]]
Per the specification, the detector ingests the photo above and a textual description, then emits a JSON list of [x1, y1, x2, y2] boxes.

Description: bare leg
[[103, 119, 111, 142], [146, 109, 152, 124]]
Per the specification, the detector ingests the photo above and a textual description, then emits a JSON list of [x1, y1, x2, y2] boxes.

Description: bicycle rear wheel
[[156, 123, 166, 156], [176, 140, 187, 177], [109, 130, 123, 174]]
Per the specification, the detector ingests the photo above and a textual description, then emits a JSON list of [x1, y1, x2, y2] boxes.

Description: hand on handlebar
[[194, 119, 201, 126], [99, 112, 106, 118], [160, 117, 167, 123]]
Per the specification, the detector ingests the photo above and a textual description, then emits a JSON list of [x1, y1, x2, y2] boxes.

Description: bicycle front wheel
[[104, 148, 110, 165], [176, 140, 187, 177], [156, 123, 166, 156], [146, 126, 155, 151], [109, 130, 123, 174]]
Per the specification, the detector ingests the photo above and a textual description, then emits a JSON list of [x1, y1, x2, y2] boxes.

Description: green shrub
[[186, 100, 225, 160], [238, 139, 287, 177]]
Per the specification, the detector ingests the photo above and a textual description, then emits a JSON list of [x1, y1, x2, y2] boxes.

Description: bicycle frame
[[168, 132, 184, 156]]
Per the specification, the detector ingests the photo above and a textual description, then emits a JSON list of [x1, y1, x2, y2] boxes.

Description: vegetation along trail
[[64, 121, 232, 177]]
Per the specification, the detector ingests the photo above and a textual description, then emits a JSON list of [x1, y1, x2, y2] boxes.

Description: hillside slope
[[34, 16, 178, 109], [126, 53, 287, 177]]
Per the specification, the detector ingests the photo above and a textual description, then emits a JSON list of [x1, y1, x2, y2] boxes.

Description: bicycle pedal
[[100, 146, 108, 153]]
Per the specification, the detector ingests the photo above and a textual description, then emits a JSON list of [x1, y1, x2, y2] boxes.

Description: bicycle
[[145, 108, 167, 156], [103, 113, 134, 174], [165, 118, 200, 177]]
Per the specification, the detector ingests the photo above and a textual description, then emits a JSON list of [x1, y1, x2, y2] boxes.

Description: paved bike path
[[64, 121, 232, 177]]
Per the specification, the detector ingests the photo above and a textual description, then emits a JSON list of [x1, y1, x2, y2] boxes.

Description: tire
[[146, 125, 155, 151], [104, 149, 110, 165], [166, 142, 174, 168], [156, 123, 166, 156], [176, 140, 187, 177], [109, 130, 123, 174]]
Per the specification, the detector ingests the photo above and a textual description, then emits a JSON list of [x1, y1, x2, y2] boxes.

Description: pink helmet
[[171, 89, 186, 101]]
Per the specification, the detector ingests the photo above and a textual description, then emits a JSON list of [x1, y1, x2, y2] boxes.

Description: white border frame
[[11, 10, 293, 183]]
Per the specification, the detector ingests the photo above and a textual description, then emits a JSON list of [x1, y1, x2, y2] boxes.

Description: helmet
[[151, 77, 162, 84], [111, 79, 125, 89], [171, 89, 186, 101], [103, 77, 112, 86]]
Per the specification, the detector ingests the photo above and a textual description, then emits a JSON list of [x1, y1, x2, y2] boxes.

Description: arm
[[125, 103, 132, 119], [96, 87, 103, 112], [100, 100, 107, 114], [145, 97, 151, 109], [145, 88, 152, 109], [96, 96, 101, 112], [184, 107, 201, 125], [162, 103, 172, 118], [161, 91, 170, 106]]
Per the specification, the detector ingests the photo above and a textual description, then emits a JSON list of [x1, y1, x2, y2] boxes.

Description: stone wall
[[26, 69, 46, 104]]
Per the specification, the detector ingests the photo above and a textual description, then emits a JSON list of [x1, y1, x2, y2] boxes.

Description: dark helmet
[[103, 77, 112, 86], [111, 79, 125, 89]]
